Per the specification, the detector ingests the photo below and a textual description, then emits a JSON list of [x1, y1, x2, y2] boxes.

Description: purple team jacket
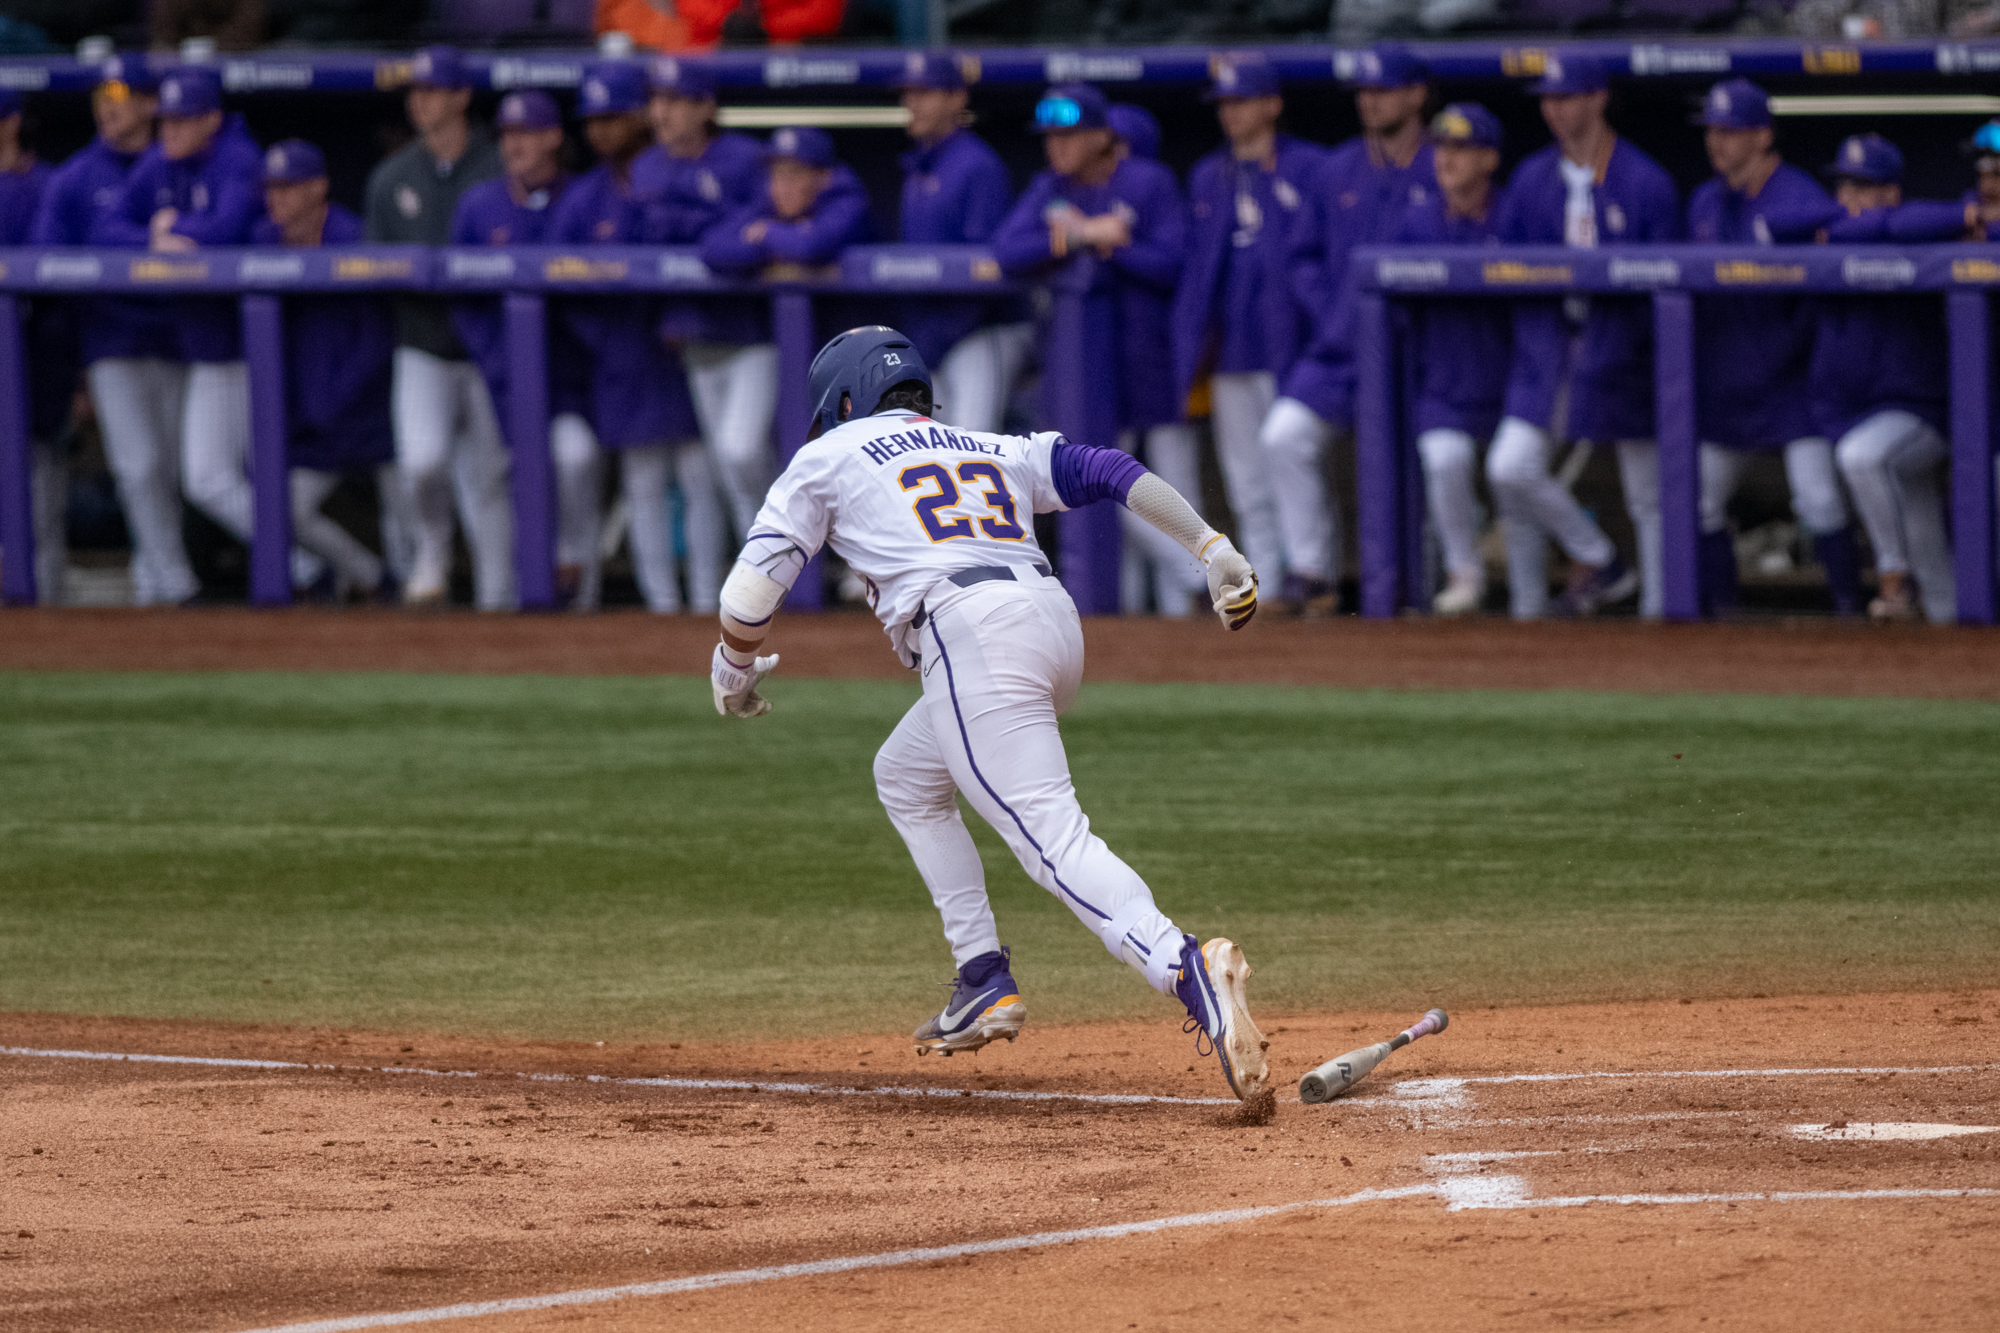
[[896, 127, 1017, 366], [1808, 205, 1948, 441], [3, 154, 74, 439], [698, 164, 875, 346], [1397, 193, 1512, 440], [991, 156, 1188, 431], [94, 115, 266, 363], [32, 136, 181, 366], [250, 203, 394, 471], [1171, 133, 1325, 400], [1687, 163, 1840, 450], [1497, 137, 1681, 443], [631, 131, 765, 344]]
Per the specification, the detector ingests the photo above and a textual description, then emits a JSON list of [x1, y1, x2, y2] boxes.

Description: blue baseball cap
[[0, 90, 18, 120], [1965, 119, 2000, 157], [1530, 52, 1609, 96], [649, 56, 717, 100], [1033, 82, 1110, 133], [1108, 104, 1159, 161], [1430, 102, 1502, 150], [496, 89, 562, 132], [98, 54, 160, 96], [898, 50, 969, 92], [1827, 133, 1901, 183], [1342, 43, 1428, 90], [1206, 53, 1281, 101], [410, 46, 471, 91], [579, 61, 648, 117], [766, 125, 835, 168], [157, 66, 222, 118], [263, 139, 327, 184], [1701, 78, 1772, 129]]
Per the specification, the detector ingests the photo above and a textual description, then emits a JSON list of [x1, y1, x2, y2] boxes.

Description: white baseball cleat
[[1175, 936, 1270, 1101], [1432, 572, 1485, 616]]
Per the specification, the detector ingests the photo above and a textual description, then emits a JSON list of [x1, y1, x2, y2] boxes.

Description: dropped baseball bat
[[1298, 1008, 1448, 1105]]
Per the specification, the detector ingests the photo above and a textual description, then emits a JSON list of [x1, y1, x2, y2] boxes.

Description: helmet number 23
[[900, 461, 1027, 543]]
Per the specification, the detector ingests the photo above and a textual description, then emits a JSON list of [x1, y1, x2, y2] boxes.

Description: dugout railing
[[1351, 242, 2000, 625], [0, 245, 1140, 613]]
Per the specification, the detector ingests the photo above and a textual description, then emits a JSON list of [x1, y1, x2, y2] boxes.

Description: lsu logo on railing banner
[[1498, 48, 1549, 77], [130, 259, 209, 282], [1841, 256, 1916, 288], [1951, 258, 2000, 284], [1377, 259, 1448, 287], [1483, 260, 1571, 285], [1714, 260, 1806, 285], [335, 256, 414, 281], [544, 256, 629, 282], [1802, 45, 1862, 74]]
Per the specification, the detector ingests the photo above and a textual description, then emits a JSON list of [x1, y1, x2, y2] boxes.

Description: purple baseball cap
[[1700, 78, 1772, 130], [99, 54, 161, 96], [1827, 133, 1902, 183], [650, 56, 717, 100], [157, 66, 223, 119], [410, 46, 471, 91], [1530, 52, 1609, 96], [1033, 82, 1110, 133], [1430, 102, 1502, 150], [766, 125, 835, 168], [1207, 53, 1281, 101], [496, 89, 562, 132], [1108, 104, 1159, 161], [263, 139, 327, 184], [898, 50, 969, 92], [1342, 43, 1428, 90], [579, 61, 648, 117]]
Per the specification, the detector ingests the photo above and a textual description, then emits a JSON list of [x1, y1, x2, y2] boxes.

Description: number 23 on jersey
[[900, 461, 1027, 543]]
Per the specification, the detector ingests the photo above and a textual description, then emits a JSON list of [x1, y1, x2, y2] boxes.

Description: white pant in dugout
[[1258, 395, 1339, 584], [1117, 424, 1207, 616], [686, 341, 778, 541], [1208, 371, 1286, 591], [89, 357, 196, 605], [1416, 428, 1487, 584], [181, 361, 325, 589], [619, 439, 726, 614], [932, 323, 1035, 437], [392, 346, 515, 610], [873, 576, 1189, 997], [1486, 416, 1616, 620], [1835, 410, 1955, 623]]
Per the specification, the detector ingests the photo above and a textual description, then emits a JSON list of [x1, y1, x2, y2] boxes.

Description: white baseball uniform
[[685, 340, 778, 541], [731, 410, 1200, 994], [391, 346, 516, 610], [87, 357, 198, 605]]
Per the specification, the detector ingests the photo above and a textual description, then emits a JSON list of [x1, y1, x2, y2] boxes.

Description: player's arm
[[1048, 439, 1258, 630], [712, 529, 809, 717]]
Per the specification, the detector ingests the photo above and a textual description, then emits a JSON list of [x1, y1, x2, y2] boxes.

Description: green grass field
[[1, 670, 1995, 1042]]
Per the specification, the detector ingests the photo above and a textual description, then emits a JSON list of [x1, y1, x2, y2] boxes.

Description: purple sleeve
[[1888, 199, 1972, 243], [1051, 441, 1147, 508]]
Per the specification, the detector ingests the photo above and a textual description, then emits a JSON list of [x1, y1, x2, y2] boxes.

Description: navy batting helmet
[[807, 326, 931, 437]]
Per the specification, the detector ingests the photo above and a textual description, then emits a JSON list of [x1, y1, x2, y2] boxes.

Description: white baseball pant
[[619, 440, 726, 614], [1416, 427, 1486, 583], [1487, 416, 1616, 620], [1259, 395, 1339, 584], [1617, 436, 1848, 620], [181, 361, 323, 588], [1207, 370, 1286, 591], [551, 411, 604, 612], [289, 468, 384, 595], [88, 357, 197, 605], [933, 322, 1035, 436], [685, 341, 778, 540], [1116, 424, 1206, 617], [873, 574, 1189, 995], [392, 346, 515, 610], [5, 440, 68, 605], [1835, 410, 1955, 623]]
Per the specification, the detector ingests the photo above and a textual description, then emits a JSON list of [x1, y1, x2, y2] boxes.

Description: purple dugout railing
[[1353, 243, 2000, 625], [0, 244, 1126, 614]]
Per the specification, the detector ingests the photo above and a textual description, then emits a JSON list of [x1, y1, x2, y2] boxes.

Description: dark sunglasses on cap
[[1034, 96, 1083, 130]]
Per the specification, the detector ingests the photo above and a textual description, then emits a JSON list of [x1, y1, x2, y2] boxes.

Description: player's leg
[[933, 324, 1019, 435], [449, 362, 515, 612], [1113, 427, 1204, 616], [1783, 436, 1862, 618], [288, 467, 384, 596], [550, 411, 603, 612], [30, 439, 67, 606], [1207, 371, 1286, 592], [88, 358, 197, 605], [1416, 427, 1484, 614], [1612, 440, 1662, 619], [1835, 412, 1952, 622], [619, 445, 683, 614], [1258, 395, 1337, 610], [390, 347, 460, 604], [916, 579, 1269, 1098], [675, 440, 726, 613], [1693, 443, 1747, 615], [1491, 416, 1620, 619], [373, 461, 415, 589], [685, 341, 776, 539], [182, 360, 324, 589]]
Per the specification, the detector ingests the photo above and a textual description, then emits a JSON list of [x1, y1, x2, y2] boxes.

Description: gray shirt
[[365, 129, 503, 359]]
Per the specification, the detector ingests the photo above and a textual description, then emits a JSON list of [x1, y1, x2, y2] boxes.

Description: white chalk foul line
[[0, 1045, 1236, 1108], [218, 1180, 2000, 1333]]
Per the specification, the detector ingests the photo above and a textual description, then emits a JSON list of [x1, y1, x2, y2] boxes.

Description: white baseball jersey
[[745, 409, 1069, 663]]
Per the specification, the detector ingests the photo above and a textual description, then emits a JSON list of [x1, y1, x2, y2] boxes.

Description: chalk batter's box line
[[0, 1045, 1238, 1108]]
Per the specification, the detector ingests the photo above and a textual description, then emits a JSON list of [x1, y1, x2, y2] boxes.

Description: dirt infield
[[4, 605, 2000, 697], [4, 992, 1996, 1333]]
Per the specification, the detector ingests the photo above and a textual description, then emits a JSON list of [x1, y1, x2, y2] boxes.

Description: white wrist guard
[[712, 643, 780, 718]]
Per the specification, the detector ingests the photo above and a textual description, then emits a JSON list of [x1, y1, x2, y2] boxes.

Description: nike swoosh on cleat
[[939, 987, 1000, 1030]]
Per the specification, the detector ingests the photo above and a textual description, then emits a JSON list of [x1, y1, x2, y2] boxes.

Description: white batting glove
[[711, 643, 780, 717], [1202, 537, 1258, 631]]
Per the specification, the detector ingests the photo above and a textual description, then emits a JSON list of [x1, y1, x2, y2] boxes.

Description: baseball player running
[[709, 327, 1271, 1102]]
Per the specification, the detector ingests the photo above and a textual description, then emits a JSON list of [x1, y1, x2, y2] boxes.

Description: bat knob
[[1298, 1071, 1330, 1104]]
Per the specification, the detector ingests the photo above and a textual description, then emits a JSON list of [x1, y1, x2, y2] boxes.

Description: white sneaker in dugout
[[1432, 573, 1485, 616]]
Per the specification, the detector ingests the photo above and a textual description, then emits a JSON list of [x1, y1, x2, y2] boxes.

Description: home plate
[[1791, 1123, 2000, 1142]]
